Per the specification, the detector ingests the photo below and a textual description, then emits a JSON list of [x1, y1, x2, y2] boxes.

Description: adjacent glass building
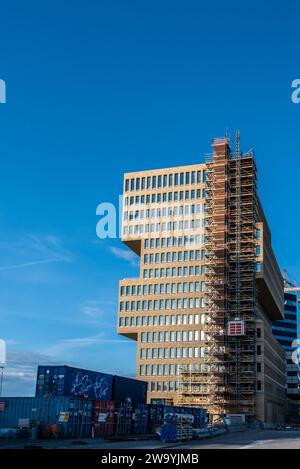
[[273, 291, 300, 400]]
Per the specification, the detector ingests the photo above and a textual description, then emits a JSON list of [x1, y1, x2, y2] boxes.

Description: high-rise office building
[[117, 136, 286, 424], [273, 291, 300, 399]]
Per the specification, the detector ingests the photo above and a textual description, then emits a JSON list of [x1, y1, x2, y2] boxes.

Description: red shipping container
[[93, 400, 116, 437]]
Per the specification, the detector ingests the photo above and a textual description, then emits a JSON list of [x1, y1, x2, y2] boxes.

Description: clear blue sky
[[0, 0, 299, 395]]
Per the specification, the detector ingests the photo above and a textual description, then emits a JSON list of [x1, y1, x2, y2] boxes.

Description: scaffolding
[[178, 134, 258, 421]]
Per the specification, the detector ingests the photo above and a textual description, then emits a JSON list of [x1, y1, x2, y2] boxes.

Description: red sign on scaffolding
[[227, 321, 245, 336]]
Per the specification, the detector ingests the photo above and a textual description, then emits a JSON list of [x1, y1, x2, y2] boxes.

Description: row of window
[[140, 332, 205, 352], [125, 170, 206, 192], [119, 312, 205, 328], [124, 205, 204, 221], [144, 250, 205, 265], [125, 220, 203, 233], [145, 236, 204, 249], [285, 299, 298, 307], [141, 333, 205, 346], [147, 381, 262, 393], [120, 281, 205, 297], [120, 297, 205, 313], [140, 355, 204, 377], [124, 190, 206, 207], [143, 265, 204, 279], [123, 224, 204, 237], [150, 381, 178, 392]]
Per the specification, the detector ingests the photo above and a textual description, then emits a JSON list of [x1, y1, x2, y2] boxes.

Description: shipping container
[[113, 375, 147, 405], [114, 402, 133, 438], [132, 403, 148, 435], [35, 365, 113, 400], [0, 397, 93, 439], [93, 400, 116, 437]]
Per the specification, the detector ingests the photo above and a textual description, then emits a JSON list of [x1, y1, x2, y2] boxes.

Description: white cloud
[[110, 246, 138, 266], [0, 233, 72, 272], [0, 258, 61, 271], [81, 301, 104, 318], [45, 333, 134, 357], [81, 300, 115, 318]]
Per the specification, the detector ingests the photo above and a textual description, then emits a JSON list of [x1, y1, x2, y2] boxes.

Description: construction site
[[118, 134, 287, 426]]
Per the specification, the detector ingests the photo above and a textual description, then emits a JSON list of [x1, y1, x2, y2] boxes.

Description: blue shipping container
[[113, 376, 147, 405], [35, 366, 113, 400], [0, 397, 93, 430]]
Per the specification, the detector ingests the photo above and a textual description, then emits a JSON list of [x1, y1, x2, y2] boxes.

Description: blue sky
[[0, 0, 299, 395]]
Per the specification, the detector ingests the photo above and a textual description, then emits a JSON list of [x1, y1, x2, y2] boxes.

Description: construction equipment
[[283, 269, 300, 293]]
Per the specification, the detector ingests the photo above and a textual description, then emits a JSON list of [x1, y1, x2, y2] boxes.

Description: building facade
[[117, 136, 286, 424], [273, 292, 300, 400]]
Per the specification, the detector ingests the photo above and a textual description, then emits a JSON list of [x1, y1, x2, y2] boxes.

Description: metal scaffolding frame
[[178, 134, 258, 421]]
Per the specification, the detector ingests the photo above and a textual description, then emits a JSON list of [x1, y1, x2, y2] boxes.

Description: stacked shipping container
[[35, 366, 147, 405], [0, 366, 207, 439], [0, 397, 207, 440], [0, 397, 94, 438]]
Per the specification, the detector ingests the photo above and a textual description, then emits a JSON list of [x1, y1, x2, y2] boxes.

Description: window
[[125, 179, 129, 191], [257, 381, 262, 391]]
